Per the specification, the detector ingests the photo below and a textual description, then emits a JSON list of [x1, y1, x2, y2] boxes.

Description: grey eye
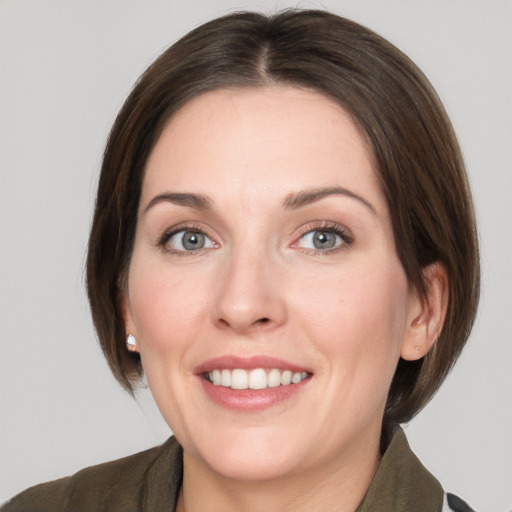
[[299, 230, 342, 250], [313, 231, 338, 249], [167, 230, 214, 251]]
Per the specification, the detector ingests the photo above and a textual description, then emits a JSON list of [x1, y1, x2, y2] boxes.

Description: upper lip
[[194, 356, 312, 375]]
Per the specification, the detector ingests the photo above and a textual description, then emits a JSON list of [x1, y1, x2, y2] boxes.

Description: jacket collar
[[356, 425, 444, 512]]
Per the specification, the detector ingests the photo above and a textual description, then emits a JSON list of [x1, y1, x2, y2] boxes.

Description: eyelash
[[157, 221, 354, 256], [292, 221, 354, 255], [158, 223, 216, 256]]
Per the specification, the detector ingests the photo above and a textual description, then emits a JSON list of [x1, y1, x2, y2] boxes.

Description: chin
[[184, 423, 309, 481], [206, 447, 302, 482]]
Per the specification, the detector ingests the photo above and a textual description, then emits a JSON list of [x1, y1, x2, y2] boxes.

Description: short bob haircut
[[86, 9, 479, 424]]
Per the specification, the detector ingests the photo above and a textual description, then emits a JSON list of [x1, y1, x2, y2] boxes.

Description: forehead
[[142, 86, 383, 211]]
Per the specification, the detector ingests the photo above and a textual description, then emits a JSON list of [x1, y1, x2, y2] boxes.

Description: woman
[[2, 9, 480, 512]]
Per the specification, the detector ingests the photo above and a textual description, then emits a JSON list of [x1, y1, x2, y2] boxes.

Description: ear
[[401, 262, 449, 361], [120, 290, 139, 353]]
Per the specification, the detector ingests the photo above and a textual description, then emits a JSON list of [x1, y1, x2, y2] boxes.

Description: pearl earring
[[126, 334, 137, 352]]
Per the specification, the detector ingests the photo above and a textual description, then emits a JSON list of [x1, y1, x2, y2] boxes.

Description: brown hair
[[86, 9, 479, 423]]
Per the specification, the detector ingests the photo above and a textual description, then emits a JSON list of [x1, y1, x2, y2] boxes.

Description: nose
[[213, 247, 287, 335]]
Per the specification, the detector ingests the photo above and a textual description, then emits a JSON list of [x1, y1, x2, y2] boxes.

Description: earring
[[126, 334, 137, 352]]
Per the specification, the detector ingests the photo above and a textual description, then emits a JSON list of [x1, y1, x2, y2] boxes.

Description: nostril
[[215, 312, 278, 332]]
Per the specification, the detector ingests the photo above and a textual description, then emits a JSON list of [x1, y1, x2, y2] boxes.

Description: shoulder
[[1, 438, 179, 512]]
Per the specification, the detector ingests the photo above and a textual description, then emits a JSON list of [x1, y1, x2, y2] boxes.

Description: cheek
[[295, 262, 409, 372], [126, 258, 213, 426], [127, 259, 209, 354], [294, 263, 410, 427]]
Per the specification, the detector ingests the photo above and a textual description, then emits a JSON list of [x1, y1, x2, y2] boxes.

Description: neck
[[177, 432, 381, 512]]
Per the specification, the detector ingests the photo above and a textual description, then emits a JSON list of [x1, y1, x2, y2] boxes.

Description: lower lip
[[199, 378, 309, 411]]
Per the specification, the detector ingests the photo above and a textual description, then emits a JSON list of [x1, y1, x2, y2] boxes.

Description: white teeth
[[221, 369, 231, 387], [211, 369, 221, 386], [231, 369, 249, 390], [249, 368, 267, 390], [281, 370, 292, 385], [207, 368, 309, 389], [267, 368, 281, 388]]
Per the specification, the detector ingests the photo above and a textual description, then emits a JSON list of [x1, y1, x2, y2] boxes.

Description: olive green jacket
[[1, 427, 468, 511]]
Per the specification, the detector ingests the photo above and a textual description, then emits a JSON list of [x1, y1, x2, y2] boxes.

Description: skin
[[123, 86, 446, 512]]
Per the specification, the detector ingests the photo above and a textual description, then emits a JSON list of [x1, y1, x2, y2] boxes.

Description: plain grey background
[[0, 1, 510, 510]]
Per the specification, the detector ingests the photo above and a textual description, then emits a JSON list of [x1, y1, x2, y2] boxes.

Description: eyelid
[[155, 220, 353, 255], [290, 221, 354, 253], [158, 222, 219, 253]]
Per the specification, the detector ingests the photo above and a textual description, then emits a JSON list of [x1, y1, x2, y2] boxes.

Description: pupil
[[183, 231, 205, 250], [313, 231, 335, 249]]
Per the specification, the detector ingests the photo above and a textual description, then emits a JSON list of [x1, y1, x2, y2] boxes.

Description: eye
[[164, 229, 216, 253], [294, 225, 353, 253], [299, 230, 342, 250]]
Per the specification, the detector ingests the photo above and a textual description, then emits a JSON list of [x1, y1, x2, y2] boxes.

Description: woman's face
[[124, 86, 421, 481]]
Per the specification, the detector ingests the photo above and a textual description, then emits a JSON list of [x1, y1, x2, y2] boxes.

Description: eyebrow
[[143, 192, 213, 214], [143, 186, 376, 216], [283, 186, 376, 214]]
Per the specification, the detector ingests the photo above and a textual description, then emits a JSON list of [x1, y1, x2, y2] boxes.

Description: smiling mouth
[[206, 368, 311, 390]]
